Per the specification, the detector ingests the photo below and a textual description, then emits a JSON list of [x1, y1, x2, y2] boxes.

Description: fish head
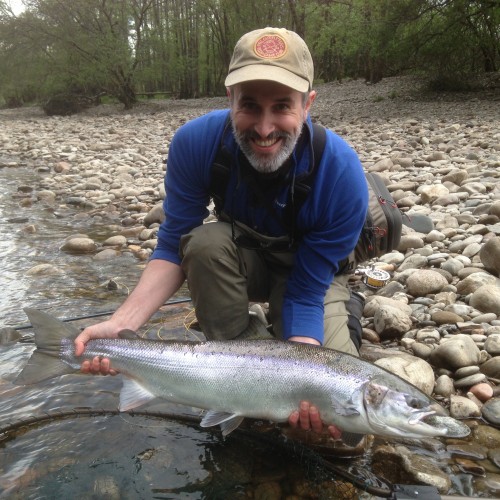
[[362, 380, 470, 439]]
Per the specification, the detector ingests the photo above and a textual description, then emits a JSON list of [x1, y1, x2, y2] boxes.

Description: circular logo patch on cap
[[254, 34, 287, 59]]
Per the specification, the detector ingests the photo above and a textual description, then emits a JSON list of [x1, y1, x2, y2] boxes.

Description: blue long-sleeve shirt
[[151, 109, 368, 343]]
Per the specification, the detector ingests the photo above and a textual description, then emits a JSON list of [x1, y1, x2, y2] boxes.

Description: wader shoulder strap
[[292, 123, 326, 215], [211, 143, 234, 216]]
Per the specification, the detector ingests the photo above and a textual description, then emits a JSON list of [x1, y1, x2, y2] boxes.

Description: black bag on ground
[[350, 171, 403, 267]]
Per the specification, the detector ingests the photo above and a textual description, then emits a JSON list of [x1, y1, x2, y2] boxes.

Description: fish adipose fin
[[119, 377, 156, 411], [200, 410, 244, 436], [15, 308, 79, 385]]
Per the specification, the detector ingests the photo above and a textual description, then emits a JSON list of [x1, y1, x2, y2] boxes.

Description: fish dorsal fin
[[117, 329, 140, 340], [200, 410, 244, 436], [119, 377, 156, 411]]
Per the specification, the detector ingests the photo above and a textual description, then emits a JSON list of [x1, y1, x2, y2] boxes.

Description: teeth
[[255, 138, 278, 147]]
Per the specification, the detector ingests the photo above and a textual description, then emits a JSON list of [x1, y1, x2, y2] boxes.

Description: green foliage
[[0, 0, 498, 109]]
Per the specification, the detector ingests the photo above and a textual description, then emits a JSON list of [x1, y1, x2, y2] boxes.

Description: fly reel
[[356, 266, 391, 289]]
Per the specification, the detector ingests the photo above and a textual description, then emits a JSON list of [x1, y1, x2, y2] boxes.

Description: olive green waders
[[180, 221, 358, 356]]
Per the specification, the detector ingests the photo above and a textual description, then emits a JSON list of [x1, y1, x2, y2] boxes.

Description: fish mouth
[[420, 413, 471, 438], [408, 410, 436, 425], [407, 401, 449, 427]]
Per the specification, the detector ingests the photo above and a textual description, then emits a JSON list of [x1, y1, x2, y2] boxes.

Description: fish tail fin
[[14, 308, 79, 385]]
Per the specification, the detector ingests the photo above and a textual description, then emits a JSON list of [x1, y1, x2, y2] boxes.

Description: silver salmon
[[15, 309, 470, 445]]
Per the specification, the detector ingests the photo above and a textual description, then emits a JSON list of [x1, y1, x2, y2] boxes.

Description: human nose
[[254, 110, 276, 138]]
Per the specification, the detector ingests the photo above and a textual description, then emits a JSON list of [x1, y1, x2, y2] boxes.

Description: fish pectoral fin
[[200, 410, 244, 436], [341, 432, 365, 448], [331, 397, 360, 417], [119, 377, 156, 411]]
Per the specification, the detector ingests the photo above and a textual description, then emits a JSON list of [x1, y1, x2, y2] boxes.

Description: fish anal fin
[[200, 410, 244, 436], [219, 416, 244, 436], [119, 377, 156, 411]]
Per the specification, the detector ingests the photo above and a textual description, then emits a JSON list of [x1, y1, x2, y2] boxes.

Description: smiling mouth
[[253, 137, 281, 148]]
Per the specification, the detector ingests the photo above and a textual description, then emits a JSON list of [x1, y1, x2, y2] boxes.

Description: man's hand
[[74, 320, 121, 376], [288, 401, 342, 439]]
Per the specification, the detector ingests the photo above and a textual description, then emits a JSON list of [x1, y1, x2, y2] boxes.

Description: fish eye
[[404, 395, 428, 409]]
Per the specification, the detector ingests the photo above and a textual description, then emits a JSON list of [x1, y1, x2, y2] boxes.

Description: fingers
[[288, 409, 300, 428], [74, 332, 90, 357], [74, 326, 97, 357], [80, 356, 116, 376], [297, 401, 323, 433], [288, 401, 342, 439], [328, 425, 342, 440], [289, 401, 314, 430], [308, 403, 323, 434]]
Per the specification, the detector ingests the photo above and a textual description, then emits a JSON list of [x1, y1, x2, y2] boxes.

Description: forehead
[[232, 80, 302, 101]]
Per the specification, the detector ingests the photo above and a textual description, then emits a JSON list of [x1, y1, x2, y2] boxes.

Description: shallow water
[[0, 158, 498, 498], [0, 161, 148, 328]]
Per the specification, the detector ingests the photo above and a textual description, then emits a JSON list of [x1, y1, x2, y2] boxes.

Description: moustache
[[240, 130, 291, 142]]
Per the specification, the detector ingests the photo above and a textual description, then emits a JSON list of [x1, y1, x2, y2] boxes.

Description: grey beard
[[232, 122, 303, 174]]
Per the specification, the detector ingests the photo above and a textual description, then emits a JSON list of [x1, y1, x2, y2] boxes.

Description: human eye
[[238, 99, 258, 111], [274, 102, 291, 112]]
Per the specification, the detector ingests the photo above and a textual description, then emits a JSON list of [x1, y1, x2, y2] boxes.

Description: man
[[75, 27, 368, 438]]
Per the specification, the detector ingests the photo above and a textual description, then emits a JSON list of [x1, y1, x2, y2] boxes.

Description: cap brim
[[225, 64, 310, 92]]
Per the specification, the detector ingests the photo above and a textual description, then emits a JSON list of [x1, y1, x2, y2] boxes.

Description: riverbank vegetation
[[0, 0, 498, 111]]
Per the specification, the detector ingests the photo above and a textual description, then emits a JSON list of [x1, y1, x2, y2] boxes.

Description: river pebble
[[482, 398, 500, 426]]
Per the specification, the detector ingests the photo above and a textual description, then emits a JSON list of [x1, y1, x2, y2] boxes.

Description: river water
[[0, 156, 494, 498], [0, 160, 147, 328]]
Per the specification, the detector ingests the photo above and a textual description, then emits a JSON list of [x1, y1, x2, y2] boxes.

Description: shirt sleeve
[[282, 131, 368, 344], [151, 112, 226, 264]]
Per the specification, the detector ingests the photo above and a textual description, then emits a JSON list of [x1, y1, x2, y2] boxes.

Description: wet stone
[[473, 423, 500, 448], [447, 443, 488, 461], [484, 334, 500, 356], [482, 398, 500, 426], [488, 449, 500, 468], [454, 373, 487, 388], [454, 366, 481, 378], [434, 374, 455, 397], [469, 383, 494, 402], [450, 395, 481, 419], [455, 457, 486, 476], [474, 472, 500, 497]]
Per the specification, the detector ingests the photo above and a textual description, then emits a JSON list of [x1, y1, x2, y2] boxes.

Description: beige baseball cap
[[225, 27, 314, 92]]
